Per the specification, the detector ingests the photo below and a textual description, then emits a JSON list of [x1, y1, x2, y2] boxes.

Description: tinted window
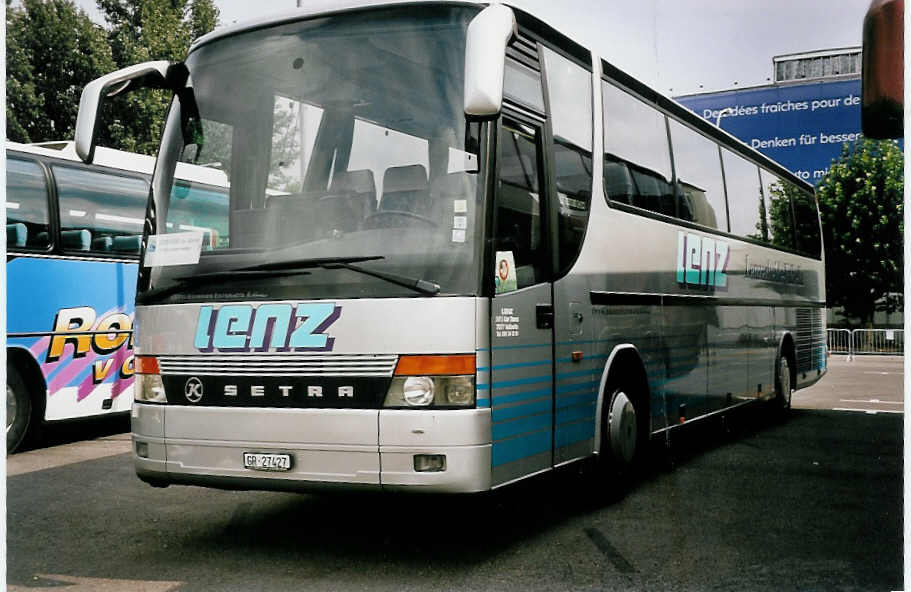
[[668, 119, 727, 230], [602, 81, 674, 216], [6, 157, 51, 249], [791, 187, 821, 257], [54, 166, 149, 254], [543, 47, 593, 276], [504, 59, 545, 112], [722, 149, 766, 241], [760, 169, 796, 251], [496, 121, 545, 290], [168, 181, 230, 250]]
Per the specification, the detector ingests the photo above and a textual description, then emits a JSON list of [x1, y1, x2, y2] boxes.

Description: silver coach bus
[[73, 0, 826, 493]]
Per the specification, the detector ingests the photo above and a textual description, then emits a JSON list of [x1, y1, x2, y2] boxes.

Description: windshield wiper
[[138, 255, 440, 303], [238, 256, 441, 296], [137, 269, 312, 304]]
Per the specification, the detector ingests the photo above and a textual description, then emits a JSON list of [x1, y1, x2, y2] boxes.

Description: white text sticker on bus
[[453, 199, 468, 213], [144, 232, 203, 267], [451, 229, 466, 243], [494, 251, 518, 294], [453, 216, 468, 230]]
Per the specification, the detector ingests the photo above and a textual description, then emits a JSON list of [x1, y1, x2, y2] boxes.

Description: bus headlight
[[383, 376, 476, 408], [403, 377, 434, 406], [383, 355, 477, 408]]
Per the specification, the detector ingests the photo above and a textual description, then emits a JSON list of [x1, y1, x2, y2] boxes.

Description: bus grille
[[157, 354, 398, 377]]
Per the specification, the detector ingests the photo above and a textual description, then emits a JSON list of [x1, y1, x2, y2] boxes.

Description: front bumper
[[132, 403, 492, 493]]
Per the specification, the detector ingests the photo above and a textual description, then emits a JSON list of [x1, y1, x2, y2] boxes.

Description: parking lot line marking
[[584, 527, 636, 573], [8, 574, 183, 592], [840, 399, 903, 405], [833, 407, 903, 415], [862, 371, 898, 375]]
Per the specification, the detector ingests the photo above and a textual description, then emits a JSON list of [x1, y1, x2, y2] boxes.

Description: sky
[[72, 0, 872, 97]]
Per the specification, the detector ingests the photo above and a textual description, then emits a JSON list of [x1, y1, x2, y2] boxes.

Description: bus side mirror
[[464, 4, 517, 118], [862, 0, 904, 139], [75, 61, 178, 164]]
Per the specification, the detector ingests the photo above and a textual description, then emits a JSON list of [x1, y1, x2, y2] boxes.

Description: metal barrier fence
[[826, 328, 904, 358]]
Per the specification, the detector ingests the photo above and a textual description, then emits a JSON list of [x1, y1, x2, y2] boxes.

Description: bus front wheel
[[7, 364, 32, 453], [599, 378, 645, 487]]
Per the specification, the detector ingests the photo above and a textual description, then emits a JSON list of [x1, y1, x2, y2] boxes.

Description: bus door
[[489, 116, 555, 486]]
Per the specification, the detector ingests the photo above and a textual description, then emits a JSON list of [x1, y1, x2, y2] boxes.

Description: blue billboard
[[675, 79, 861, 184]]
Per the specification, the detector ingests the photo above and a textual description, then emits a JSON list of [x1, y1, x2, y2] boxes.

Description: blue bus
[[6, 141, 228, 451]]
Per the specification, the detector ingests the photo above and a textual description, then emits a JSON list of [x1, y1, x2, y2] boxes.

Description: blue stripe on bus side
[[492, 398, 552, 422], [476, 374, 552, 390], [492, 413, 552, 441], [491, 387, 553, 407], [556, 380, 599, 396], [556, 402, 595, 424], [476, 359, 551, 372], [555, 421, 596, 449], [556, 391, 597, 410], [492, 430, 552, 467]]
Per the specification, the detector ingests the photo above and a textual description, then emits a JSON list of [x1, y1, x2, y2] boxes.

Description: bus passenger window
[[496, 122, 545, 289], [53, 166, 149, 255], [759, 170, 797, 251], [668, 119, 727, 230], [602, 81, 674, 218], [6, 157, 51, 249], [542, 46, 593, 277], [722, 149, 767, 242]]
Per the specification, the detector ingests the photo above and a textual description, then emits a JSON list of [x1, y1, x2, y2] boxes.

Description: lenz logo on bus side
[[676, 232, 730, 290], [194, 303, 341, 352]]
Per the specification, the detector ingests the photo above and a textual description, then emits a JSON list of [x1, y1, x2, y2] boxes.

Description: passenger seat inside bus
[[91, 236, 113, 252], [378, 164, 429, 216], [6, 223, 27, 247], [325, 169, 376, 230], [112, 235, 141, 254], [62, 229, 91, 251]]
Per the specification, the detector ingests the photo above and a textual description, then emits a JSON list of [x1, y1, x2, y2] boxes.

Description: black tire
[[7, 364, 32, 453], [598, 375, 647, 488], [775, 355, 793, 413]]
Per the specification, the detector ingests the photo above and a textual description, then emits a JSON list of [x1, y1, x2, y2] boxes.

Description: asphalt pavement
[[7, 356, 903, 591]]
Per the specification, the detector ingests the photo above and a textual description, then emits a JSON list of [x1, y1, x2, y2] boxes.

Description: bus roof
[[7, 140, 229, 187], [187, 0, 811, 194]]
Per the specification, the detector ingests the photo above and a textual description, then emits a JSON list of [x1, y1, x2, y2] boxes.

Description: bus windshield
[[141, 6, 482, 304]]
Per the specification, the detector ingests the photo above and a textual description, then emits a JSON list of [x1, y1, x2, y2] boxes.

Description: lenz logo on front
[[194, 303, 341, 353]]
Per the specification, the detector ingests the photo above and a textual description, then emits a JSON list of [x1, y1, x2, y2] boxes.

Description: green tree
[[6, 0, 114, 143], [816, 138, 903, 325], [96, 0, 219, 154]]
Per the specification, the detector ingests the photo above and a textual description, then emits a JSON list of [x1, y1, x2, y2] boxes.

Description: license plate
[[243, 452, 292, 472]]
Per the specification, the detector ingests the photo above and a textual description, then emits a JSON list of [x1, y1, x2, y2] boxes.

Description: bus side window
[[6, 157, 51, 250], [542, 46, 593, 277], [668, 118, 727, 231], [602, 81, 674, 217], [53, 165, 149, 254], [722, 149, 767, 242], [496, 121, 546, 289], [760, 169, 797, 252]]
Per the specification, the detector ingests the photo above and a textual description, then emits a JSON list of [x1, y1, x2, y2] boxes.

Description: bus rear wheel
[[775, 356, 793, 413], [7, 365, 32, 453]]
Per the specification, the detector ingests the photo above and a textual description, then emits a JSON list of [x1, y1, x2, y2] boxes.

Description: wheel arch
[[777, 331, 797, 386], [593, 344, 650, 455], [7, 346, 48, 423]]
